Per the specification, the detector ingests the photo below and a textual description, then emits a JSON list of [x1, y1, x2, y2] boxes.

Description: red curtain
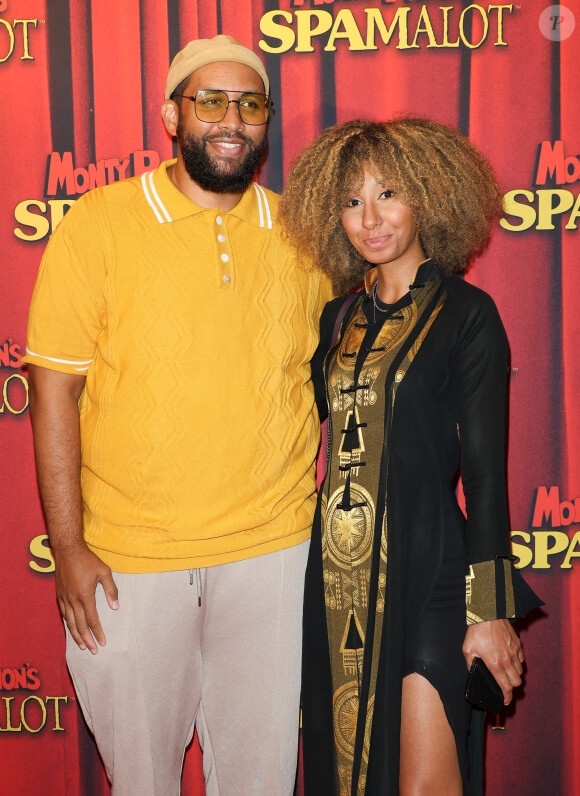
[[1, 2, 577, 793]]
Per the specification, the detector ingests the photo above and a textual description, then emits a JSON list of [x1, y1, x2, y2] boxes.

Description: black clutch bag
[[464, 657, 504, 714]]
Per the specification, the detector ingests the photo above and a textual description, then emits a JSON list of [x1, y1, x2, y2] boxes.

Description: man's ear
[[161, 99, 179, 137]]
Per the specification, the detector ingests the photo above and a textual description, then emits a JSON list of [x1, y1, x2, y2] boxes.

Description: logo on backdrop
[[512, 486, 580, 569], [0, 339, 28, 416], [29, 534, 55, 574], [0, 665, 70, 734], [259, 2, 516, 54], [539, 4, 575, 42], [501, 140, 580, 232], [0, 2, 42, 63], [13, 149, 160, 242]]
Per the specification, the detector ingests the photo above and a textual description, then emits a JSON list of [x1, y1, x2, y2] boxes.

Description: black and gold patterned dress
[[302, 260, 542, 796]]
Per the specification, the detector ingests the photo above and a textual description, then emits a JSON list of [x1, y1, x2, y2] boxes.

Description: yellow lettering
[[29, 535, 55, 574], [488, 4, 513, 46], [564, 191, 580, 230], [510, 531, 533, 570], [500, 190, 536, 232], [295, 10, 333, 52], [13, 200, 50, 241], [562, 532, 580, 569], [410, 5, 439, 49], [365, 7, 411, 50], [0, 698, 22, 732], [46, 696, 68, 731], [440, 6, 460, 47], [325, 9, 367, 51], [20, 696, 46, 734], [532, 531, 569, 569], [0, 18, 15, 63], [536, 189, 574, 230], [13, 19, 38, 60], [259, 10, 295, 54], [1, 373, 29, 415], [460, 5, 488, 49]]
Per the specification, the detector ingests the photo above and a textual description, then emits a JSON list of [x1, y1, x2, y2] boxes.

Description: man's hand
[[55, 544, 119, 654], [28, 365, 119, 654], [462, 618, 524, 705]]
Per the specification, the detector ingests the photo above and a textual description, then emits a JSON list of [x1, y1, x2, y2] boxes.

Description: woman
[[279, 119, 541, 796]]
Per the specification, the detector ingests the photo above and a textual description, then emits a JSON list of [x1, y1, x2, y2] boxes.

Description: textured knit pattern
[[24, 161, 332, 572]]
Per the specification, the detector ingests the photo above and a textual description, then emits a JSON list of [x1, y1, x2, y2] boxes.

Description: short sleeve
[[23, 192, 108, 375]]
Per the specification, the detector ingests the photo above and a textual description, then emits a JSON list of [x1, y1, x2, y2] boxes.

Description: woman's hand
[[462, 619, 524, 705]]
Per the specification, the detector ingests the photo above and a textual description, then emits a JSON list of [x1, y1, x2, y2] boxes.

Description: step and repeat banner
[[1, 0, 578, 793]]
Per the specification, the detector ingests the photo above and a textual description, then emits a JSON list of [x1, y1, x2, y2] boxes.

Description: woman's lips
[[363, 235, 391, 247]]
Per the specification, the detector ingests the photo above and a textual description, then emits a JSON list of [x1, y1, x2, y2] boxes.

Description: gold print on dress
[[325, 282, 448, 796], [323, 569, 371, 614], [343, 570, 364, 610], [326, 485, 375, 569], [377, 573, 386, 613], [321, 493, 328, 560], [331, 372, 355, 413], [361, 569, 369, 609], [340, 610, 366, 676], [362, 694, 375, 766], [465, 564, 483, 625], [466, 564, 474, 604], [356, 367, 379, 407], [377, 510, 388, 608], [337, 307, 366, 371], [338, 406, 366, 478], [330, 368, 380, 414], [324, 570, 341, 610], [338, 765, 352, 796], [337, 303, 417, 371], [339, 571, 355, 612], [380, 506, 388, 564], [333, 682, 359, 761]]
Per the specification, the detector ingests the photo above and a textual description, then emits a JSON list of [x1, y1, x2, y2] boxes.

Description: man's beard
[[177, 121, 268, 194]]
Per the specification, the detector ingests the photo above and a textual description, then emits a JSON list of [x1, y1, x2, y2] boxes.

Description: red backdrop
[[1, 0, 579, 793]]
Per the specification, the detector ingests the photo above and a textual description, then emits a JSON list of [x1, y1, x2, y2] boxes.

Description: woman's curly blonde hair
[[279, 118, 503, 295]]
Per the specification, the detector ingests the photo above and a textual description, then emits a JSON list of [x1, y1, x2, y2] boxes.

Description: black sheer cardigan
[[302, 260, 542, 795]]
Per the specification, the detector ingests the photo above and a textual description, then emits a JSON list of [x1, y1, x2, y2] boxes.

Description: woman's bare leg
[[399, 672, 463, 796]]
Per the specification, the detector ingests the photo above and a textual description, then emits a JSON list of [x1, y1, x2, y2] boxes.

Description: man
[[24, 35, 331, 795]]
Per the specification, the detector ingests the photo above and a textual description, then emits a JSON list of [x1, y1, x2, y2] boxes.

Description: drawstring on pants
[[189, 569, 202, 606]]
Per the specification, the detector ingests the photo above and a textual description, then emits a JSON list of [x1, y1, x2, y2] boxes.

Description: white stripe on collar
[[252, 183, 272, 229], [141, 170, 172, 223]]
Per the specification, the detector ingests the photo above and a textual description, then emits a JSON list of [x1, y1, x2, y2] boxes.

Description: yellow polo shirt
[[24, 160, 332, 572]]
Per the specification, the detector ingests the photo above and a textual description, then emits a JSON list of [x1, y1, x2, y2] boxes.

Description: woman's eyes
[[345, 189, 394, 207]]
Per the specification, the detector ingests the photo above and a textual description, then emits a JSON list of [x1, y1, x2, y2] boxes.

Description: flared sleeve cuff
[[465, 556, 543, 625]]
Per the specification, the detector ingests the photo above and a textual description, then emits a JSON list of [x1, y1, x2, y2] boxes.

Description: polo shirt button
[[216, 216, 223, 225], [221, 253, 229, 262], [218, 234, 226, 243], [223, 274, 231, 284]]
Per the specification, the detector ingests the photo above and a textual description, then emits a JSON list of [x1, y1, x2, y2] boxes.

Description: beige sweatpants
[[66, 541, 309, 796]]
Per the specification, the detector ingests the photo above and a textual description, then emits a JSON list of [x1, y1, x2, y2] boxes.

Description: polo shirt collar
[[141, 159, 273, 229]]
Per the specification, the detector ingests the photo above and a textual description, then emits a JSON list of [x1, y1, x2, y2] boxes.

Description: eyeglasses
[[172, 89, 271, 125]]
